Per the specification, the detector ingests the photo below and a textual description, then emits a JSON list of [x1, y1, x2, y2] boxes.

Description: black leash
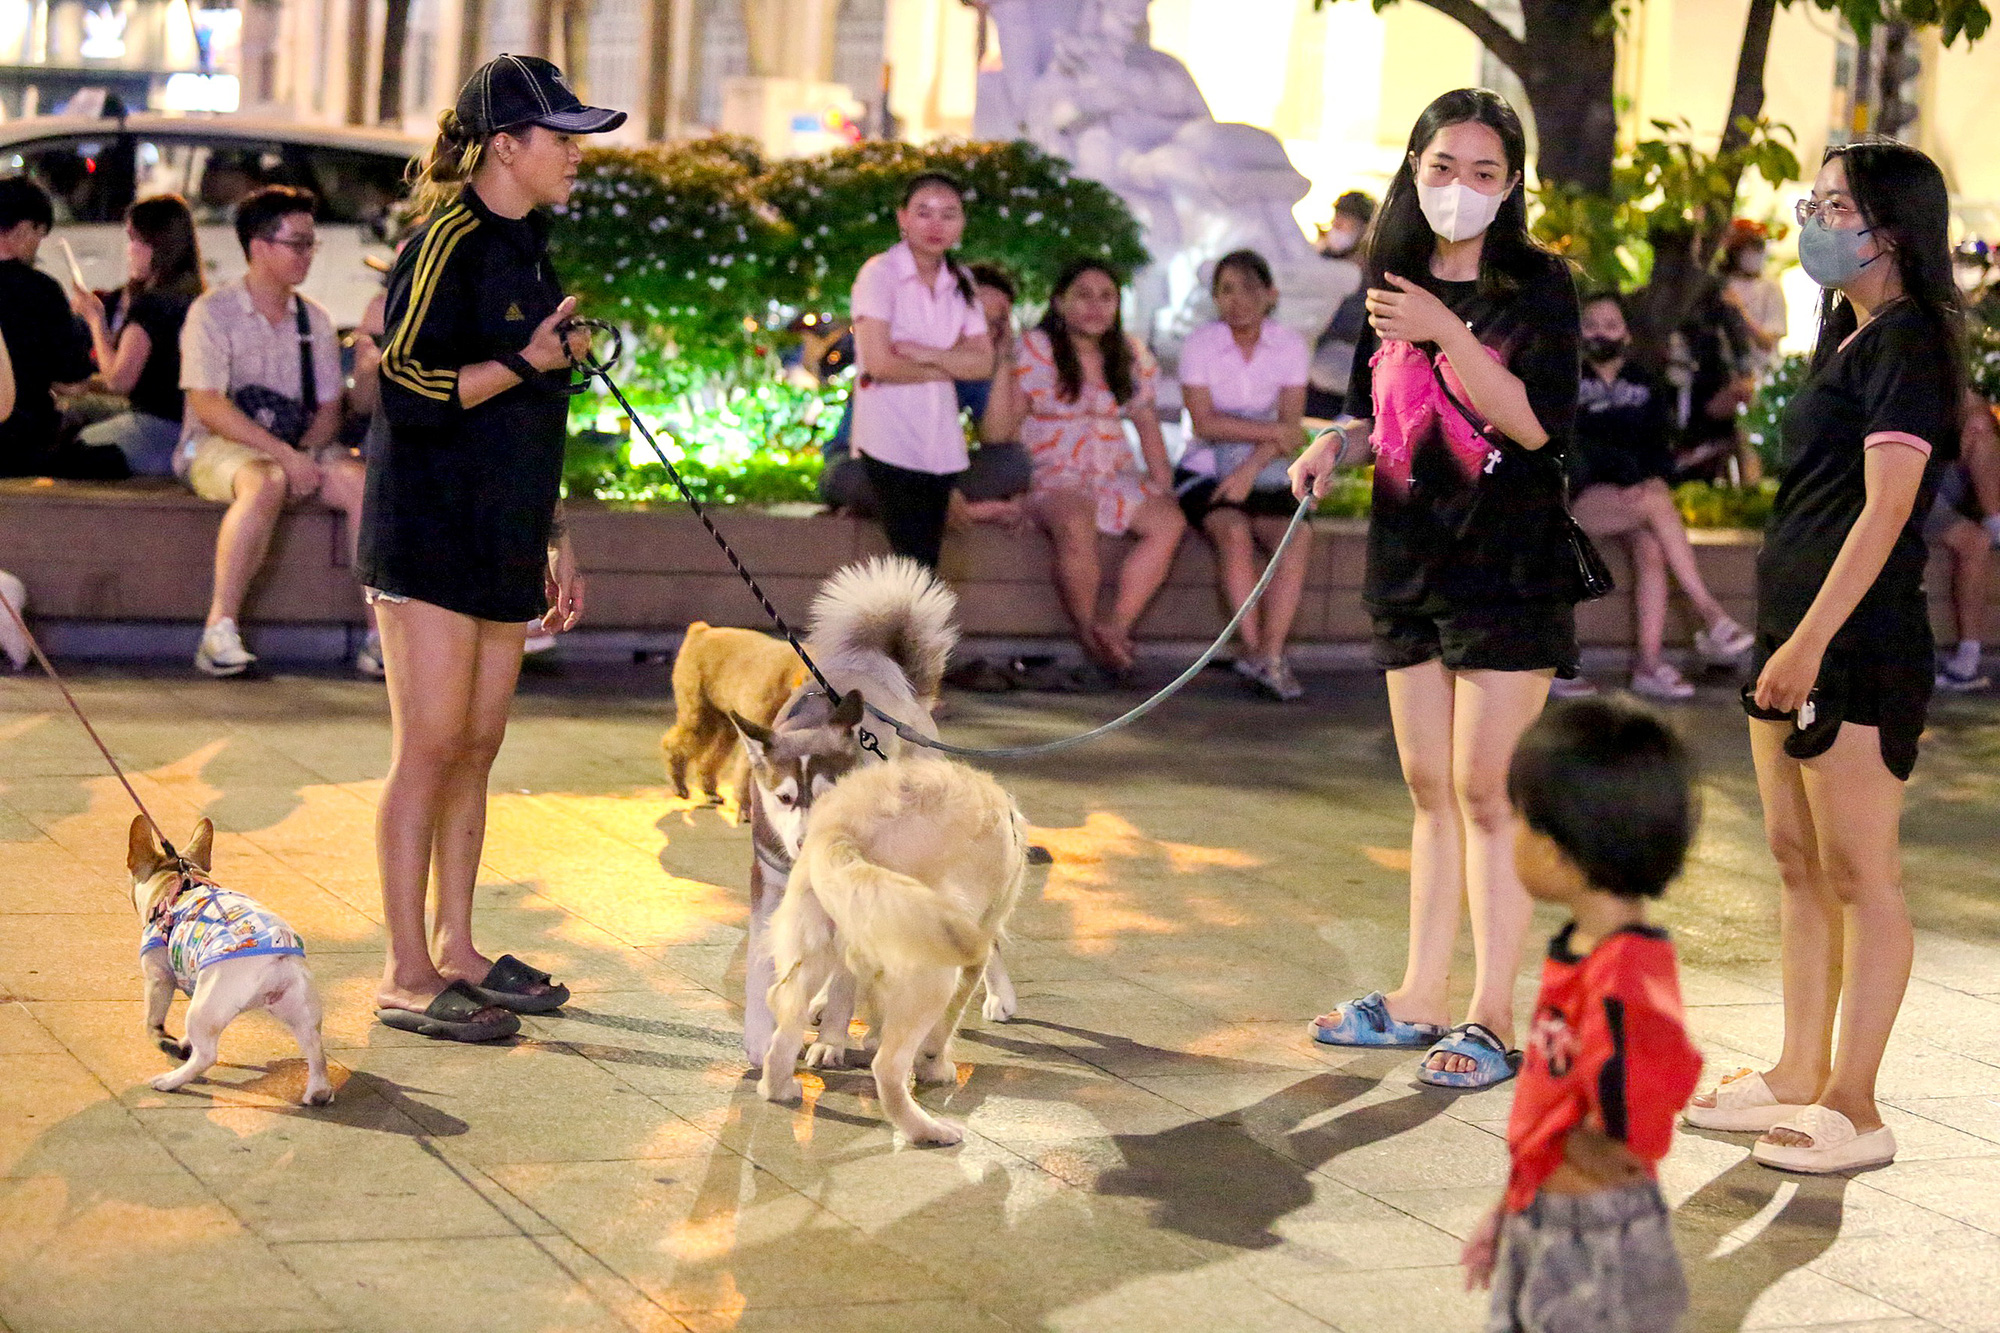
[[563, 319, 1309, 762]]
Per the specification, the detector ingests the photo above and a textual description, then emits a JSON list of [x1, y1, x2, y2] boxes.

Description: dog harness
[[141, 882, 305, 995]]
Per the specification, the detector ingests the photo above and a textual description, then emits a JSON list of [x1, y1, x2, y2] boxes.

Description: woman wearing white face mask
[[1685, 140, 1964, 1174], [1289, 88, 1583, 1090]]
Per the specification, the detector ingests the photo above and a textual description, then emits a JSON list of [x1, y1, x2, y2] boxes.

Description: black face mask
[[1581, 335, 1628, 364]]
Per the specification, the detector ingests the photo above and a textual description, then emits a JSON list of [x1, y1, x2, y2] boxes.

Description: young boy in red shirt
[[1464, 700, 1705, 1332]]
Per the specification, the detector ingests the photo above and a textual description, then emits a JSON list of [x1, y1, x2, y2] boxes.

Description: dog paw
[[302, 1085, 336, 1107], [155, 1035, 192, 1059], [981, 993, 1017, 1023], [804, 1042, 851, 1070], [759, 1073, 802, 1104], [915, 1053, 958, 1085], [902, 1115, 965, 1148], [148, 1072, 191, 1093]]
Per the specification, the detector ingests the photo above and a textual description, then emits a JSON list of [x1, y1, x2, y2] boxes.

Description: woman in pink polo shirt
[[1176, 249, 1314, 700], [848, 172, 996, 568]]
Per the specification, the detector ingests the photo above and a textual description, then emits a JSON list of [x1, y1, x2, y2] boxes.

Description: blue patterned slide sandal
[[1310, 992, 1449, 1048], [1415, 1022, 1523, 1090]]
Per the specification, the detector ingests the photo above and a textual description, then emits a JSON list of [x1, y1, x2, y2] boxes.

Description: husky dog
[[126, 816, 334, 1106], [660, 621, 806, 806], [759, 754, 1029, 1145], [731, 556, 1018, 1067]]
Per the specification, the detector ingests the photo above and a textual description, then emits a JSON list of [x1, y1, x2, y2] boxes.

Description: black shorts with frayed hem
[[1172, 467, 1299, 527], [1372, 601, 1579, 677], [1741, 637, 1932, 781]]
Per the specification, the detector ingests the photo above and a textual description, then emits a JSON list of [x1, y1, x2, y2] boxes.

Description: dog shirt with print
[[141, 884, 305, 995]]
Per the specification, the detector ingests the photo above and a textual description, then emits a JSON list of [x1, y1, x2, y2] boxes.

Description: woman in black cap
[[360, 55, 624, 1042]]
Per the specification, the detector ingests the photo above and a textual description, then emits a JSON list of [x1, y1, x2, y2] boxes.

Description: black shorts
[[1741, 638, 1932, 781], [1372, 601, 1579, 676], [1173, 467, 1299, 526]]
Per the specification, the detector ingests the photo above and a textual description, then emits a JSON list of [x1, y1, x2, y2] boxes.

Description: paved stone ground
[[3, 659, 1999, 1333]]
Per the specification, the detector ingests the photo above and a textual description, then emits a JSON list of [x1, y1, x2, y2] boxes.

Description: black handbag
[[229, 297, 318, 448], [1428, 357, 1614, 602]]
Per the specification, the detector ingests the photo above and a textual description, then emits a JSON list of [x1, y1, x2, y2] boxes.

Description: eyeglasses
[[261, 235, 320, 254], [1795, 197, 1859, 226]]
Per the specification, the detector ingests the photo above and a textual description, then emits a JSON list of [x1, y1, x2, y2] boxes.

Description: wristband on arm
[[499, 350, 540, 385]]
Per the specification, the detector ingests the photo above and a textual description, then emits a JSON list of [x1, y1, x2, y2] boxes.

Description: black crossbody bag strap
[[1427, 352, 1615, 602], [296, 296, 317, 420]]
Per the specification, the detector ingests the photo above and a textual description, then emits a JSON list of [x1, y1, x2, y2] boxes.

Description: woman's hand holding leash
[[1290, 420, 1363, 499], [524, 297, 582, 372]]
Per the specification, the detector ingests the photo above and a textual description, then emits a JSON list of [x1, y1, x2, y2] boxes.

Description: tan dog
[[661, 621, 807, 805], [127, 817, 333, 1106], [759, 754, 1029, 1146]]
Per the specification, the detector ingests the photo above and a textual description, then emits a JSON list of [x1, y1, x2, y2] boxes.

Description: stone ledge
[[1, 478, 1985, 653]]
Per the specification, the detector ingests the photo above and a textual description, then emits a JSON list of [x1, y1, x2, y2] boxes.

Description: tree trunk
[[1717, 0, 1778, 159], [378, 0, 413, 126], [1516, 0, 1619, 194]]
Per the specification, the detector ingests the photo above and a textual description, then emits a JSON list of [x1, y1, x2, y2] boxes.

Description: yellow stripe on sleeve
[[380, 206, 478, 399]]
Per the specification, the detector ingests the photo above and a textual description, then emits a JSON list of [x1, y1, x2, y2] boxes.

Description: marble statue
[[981, 0, 1340, 357]]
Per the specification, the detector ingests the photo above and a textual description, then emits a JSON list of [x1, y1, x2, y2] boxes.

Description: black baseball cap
[[457, 54, 626, 137]]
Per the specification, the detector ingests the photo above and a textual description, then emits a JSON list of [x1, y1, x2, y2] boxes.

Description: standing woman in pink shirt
[[848, 172, 996, 568]]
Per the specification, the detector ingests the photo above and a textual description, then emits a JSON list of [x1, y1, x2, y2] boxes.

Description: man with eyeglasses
[[176, 185, 370, 677]]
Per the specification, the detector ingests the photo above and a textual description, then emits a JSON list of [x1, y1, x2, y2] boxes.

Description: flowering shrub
[[563, 378, 843, 507], [548, 139, 783, 388], [760, 139, 1149, 310]]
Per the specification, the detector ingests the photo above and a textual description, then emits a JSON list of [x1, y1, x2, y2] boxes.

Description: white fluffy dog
[[127, 816, 334, 1106], [758, 754, 1030, 1146], [0, 570, 28, 671]]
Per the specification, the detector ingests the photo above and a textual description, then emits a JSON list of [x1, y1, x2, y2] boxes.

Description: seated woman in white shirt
[[1175, 250, 1313, 699]]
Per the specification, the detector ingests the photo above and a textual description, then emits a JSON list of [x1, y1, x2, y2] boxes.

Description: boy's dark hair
[[965, 261, 1015, 303], [0, 175, 55, 232], [233, 185, 318, 256], [1508, 700, 1696, 899]]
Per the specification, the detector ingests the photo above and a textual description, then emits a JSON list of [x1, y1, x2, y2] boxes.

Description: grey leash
[[567, 319, 1312, 762]]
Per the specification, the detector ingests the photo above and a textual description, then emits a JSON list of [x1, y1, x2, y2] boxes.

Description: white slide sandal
[[1752, 1104, 1897, 1174], [1683, 1068, 1806, 1132]]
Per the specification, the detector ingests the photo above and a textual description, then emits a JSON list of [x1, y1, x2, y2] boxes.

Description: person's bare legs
[[1252, 514, 1311, 661], [1030, 488, 1113, 667], [373, 598, 480, 1013], [206, 457, 289, 627], [1634, 479, 1732, 628], [430, 619, 535, 990], [1101, 495, 1187, 668], [1315, 660, 1460, 1033], [1764, 723, 1911, 1144], [1631, 530, 1669, 672], [319, 456, 381, 638], [1424, 667, 1552, 1073], [1941, 518, 1990, 643], [1203, 508, 1263, 656], [1693, 720, 1839, 1111]]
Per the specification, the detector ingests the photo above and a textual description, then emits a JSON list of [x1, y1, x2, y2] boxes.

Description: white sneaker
[[195, 618, 256, 677], [1548, 675, 1599, 699], [1695, 617, 1754, 664], [1260, 656, 1305, 701], [1630, 663, 1696, 700], [355, 630, 385, 679], [523, 631, 558, 655], [1936, 662, 1990, 693], [1232, 656, 1269, 687]]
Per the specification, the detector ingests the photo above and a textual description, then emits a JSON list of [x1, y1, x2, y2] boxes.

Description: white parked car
[[0, 114, 425, 327]]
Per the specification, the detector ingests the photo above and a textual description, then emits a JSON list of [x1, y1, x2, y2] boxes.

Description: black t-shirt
[[360, 187, 573, 623], [0, 259, 93, 471], [1573, 362, 1674, 490], [1758, 302, 1957, 655], [1347, 254, 1582, 610], [114, 288, 194, 423]]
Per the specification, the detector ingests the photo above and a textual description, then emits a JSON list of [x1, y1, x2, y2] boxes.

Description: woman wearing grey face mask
[[1686, 139, 1967, 1175], [1288, 89, 1583, 1093]]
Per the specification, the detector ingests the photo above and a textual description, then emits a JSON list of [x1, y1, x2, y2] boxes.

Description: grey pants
[[1487, 1182, 1688, 1333]]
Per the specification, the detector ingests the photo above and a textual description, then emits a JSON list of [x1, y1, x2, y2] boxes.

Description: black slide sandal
[[376, 980, 522, 1042], [469, 954, 571, 1013]]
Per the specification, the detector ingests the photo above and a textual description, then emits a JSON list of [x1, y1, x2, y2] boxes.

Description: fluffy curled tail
[[802, 831, 985, 971], [809, 556, 958, 698]]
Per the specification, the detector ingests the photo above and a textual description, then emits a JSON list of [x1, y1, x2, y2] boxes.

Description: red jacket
[[1505, 923, 1703, 1213]]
